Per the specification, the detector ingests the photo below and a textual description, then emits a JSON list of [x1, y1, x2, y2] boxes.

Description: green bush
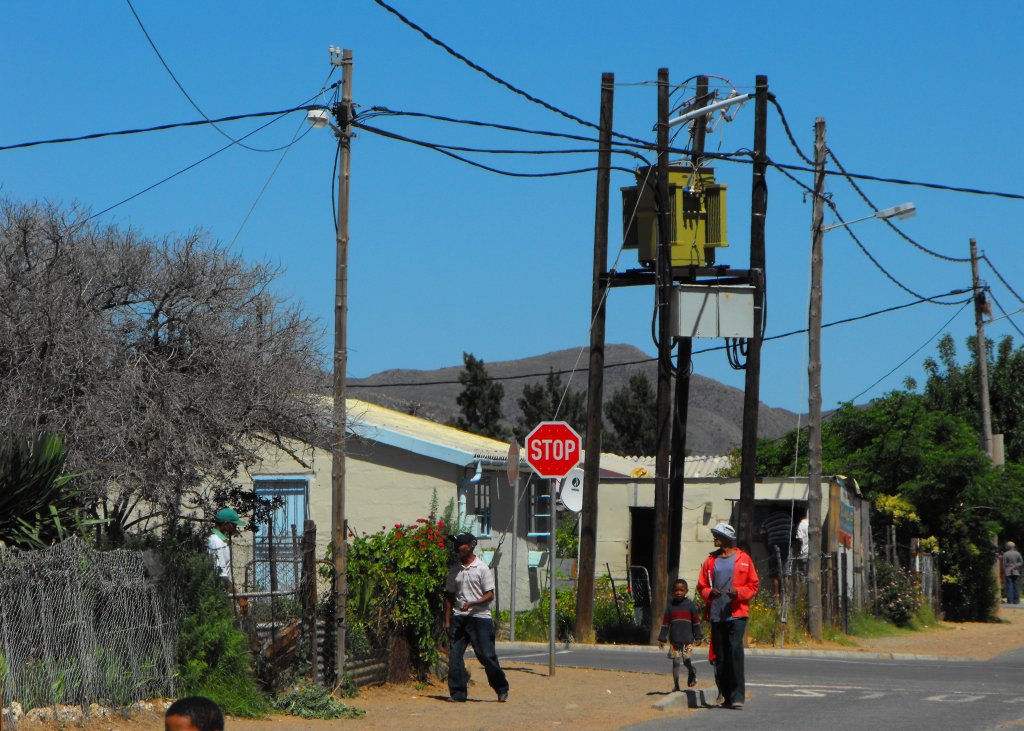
[[272, 680, 364, 719]]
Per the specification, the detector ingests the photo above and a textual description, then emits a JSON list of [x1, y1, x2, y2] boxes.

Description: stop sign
[[525, 421, 582, 478]]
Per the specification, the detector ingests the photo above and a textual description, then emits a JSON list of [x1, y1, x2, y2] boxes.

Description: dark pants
[[711, 618, 748, 705], [448, 614, 508, 701], [1007, 575, 1021, 605]]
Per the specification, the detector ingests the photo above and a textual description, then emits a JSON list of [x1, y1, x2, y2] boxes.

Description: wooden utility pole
[[331, 47, 353, 684], [969, 238, 994, 458], [667, 75, 710, 580], [649, 68, 673, 644], [807, 116, 826, 641], [576, 72, 614, 643], [738, 75, 769, 549]]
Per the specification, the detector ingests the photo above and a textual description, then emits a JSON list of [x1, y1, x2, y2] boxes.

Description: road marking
[[775, 688, 847, 698], [924, 694, 986, 703]]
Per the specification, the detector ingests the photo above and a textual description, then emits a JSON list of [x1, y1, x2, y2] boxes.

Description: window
[[469, 477, 492, 537], [252, 478, 308, 592], [527, 480, 553, 537]]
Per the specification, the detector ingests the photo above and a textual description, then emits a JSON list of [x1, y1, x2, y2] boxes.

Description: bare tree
[[0, 199, 329, 540]]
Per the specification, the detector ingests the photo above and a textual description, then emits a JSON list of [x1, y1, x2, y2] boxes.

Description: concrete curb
[[496, 640, 961, 663]]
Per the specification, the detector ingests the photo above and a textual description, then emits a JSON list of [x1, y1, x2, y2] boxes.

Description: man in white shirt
[[795, 509, 809, 577], [208, 507, 247, 609], [444, 532, 509, 703]]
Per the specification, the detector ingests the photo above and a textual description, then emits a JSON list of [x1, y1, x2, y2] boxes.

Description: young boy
[[657, 578, 703, 691], [164, 696, 225, 731]]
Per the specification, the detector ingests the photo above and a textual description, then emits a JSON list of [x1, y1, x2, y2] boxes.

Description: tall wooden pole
[[807, 117, 826, 641], [576, 72, 614, 643], [738, 75, 769, 550], [332, 48, 353, 683], [668, 76, 710, 580], [969, 238, 994, 458], [650, 67, 672, 644]]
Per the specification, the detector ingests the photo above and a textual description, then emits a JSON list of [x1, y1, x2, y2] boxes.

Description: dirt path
[[13, 607, 1024, 731]]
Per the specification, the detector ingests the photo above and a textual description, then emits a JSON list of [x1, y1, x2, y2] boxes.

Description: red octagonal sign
[[525, 421, 582, 479]]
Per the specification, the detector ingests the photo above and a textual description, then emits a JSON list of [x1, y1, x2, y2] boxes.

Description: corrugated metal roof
[[598, 453, 733, 479]]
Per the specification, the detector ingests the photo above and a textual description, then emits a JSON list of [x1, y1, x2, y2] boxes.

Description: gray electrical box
[[671, 285, 755, 339]]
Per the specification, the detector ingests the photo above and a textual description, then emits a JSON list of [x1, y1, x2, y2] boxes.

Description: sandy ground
[[11, 607, 1024, 731]]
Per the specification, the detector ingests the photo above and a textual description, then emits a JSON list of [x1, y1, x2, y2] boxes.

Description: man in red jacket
[[697, 522, 759, 710]]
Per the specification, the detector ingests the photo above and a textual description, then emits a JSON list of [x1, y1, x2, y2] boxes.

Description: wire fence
[[0, 537, 177, 709]]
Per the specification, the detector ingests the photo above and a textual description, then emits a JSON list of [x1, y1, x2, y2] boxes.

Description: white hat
[[711, 522, 736, 541]]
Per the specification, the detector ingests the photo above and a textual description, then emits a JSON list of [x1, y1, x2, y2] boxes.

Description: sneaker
[[447, 697, 467, 703], [497, 691, 508, 702]]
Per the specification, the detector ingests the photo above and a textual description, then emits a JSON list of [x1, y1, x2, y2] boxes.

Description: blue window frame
[[253, 477, 308, 591]]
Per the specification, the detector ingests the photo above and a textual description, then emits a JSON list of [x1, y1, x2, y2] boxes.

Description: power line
[[347, 290, 971, 389], [368, 0, 650, 147], [125, 0, 303, 153], [988, 290, 1024, 339], [846, 300, 972, 403], [981, 254, 1024, 305], [0, 106, 319, 152]]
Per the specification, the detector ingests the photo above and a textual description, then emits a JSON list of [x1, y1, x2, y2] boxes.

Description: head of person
[[451, 532, 477, 557], [165, 696, 224, 731], [213, 508, 246, 537], [711, 522, 737, 548], [671, 578, 689, 599], [1009, 541, 1017, 550]]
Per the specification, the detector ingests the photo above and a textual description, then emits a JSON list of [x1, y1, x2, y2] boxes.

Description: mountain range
[[347, 344, 800, 455]]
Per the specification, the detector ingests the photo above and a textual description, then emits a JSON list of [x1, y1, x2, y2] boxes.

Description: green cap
[[214, 508, 246, 527]]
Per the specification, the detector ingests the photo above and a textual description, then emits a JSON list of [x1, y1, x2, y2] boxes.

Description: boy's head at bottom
[[165, 696, 224, 731], [671, 579, 689, 599]]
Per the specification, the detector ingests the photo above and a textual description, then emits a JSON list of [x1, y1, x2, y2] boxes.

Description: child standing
[[657, 578, 703, 691]]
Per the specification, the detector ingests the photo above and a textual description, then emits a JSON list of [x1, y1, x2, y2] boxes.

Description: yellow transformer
[[621, 165, 728, 267]]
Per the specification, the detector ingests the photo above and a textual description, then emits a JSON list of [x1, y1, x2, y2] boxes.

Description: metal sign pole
[[549, 477, 557, 676], [508, 440, 520, 642]]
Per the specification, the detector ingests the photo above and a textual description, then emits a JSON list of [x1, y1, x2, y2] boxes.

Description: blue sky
[[3, 1, 1022, 416]]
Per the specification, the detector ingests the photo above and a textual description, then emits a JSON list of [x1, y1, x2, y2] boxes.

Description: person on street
[[794, 509, 809, 578], [697, 522, 759, 710], [444, 532, 509, 703], [1003, 541, 1023, 605], [657, 578, 703, 691]]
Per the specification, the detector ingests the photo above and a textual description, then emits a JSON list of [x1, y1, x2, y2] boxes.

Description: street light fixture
[[820, 202, 916, 232]]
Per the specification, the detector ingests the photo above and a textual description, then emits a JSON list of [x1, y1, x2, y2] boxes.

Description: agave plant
[[0, 432, 89, 548]]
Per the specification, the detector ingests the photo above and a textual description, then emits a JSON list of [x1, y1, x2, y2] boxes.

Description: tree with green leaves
[[602, 372, 657, 456], [923, 333, 1024, 462], [453, 352, 507, 440], [515, 368, 587, 439]]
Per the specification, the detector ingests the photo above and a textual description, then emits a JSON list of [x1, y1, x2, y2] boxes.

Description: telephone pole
[[650, 67, 672, 644], [576, 72, 614, 643], [330, 47, 353, 684], [806, 117, 826, 641], [969, 238, 993, 458]]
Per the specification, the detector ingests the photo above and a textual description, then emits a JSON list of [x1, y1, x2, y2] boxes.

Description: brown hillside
[[347, 344, 800, 455]]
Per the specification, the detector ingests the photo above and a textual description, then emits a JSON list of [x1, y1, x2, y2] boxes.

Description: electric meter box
[[621, 166, 728, 268], [671, 285, 754, 339]]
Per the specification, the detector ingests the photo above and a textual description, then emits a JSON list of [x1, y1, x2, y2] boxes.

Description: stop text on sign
[[525, 421, 582, 479]]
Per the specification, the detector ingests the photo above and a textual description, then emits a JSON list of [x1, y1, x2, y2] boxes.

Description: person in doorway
[[165, 696, 225, 731], [444, 532, 509, 703], [208, 507, 248, 612], [1003, 541, 1023, 605], [759, 507, 793, 597], [658, 578, 703, 691], [697, 522, 759, 710], [794, 509, 809, 578]]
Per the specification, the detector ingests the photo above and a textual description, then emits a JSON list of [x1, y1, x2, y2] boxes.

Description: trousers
[[710, 617, 748, 705], [1007, 575, 1021, 605], [448, 614, 508, 701]]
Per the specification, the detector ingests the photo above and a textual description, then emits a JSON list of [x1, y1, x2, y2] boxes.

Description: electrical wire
[[368, 0, 650, 147], [125, 0, 307, 153], [347, 290, 972, 389], [0, 106, 321, 152], [826, 147, 970, 263], [846, 300, 972, 403], [988, 290, 1024, 339], [768, 94, 813, 165], [982, 255, 1024, 305]]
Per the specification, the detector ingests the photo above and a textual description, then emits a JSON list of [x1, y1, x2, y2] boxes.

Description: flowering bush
[[346, 516, 451, 668], [873, 559, 923, 627]]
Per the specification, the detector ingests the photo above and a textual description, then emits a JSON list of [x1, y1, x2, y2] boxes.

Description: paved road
[[499, 643, 1024, 730]]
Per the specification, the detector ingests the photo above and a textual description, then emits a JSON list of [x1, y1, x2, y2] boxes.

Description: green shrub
[[272, 680, 364, 719], [874, 559, 924, 627]]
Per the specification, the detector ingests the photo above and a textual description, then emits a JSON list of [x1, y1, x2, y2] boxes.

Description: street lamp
[[308, 45, 353, 687], [806, 116, 916, 640]]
